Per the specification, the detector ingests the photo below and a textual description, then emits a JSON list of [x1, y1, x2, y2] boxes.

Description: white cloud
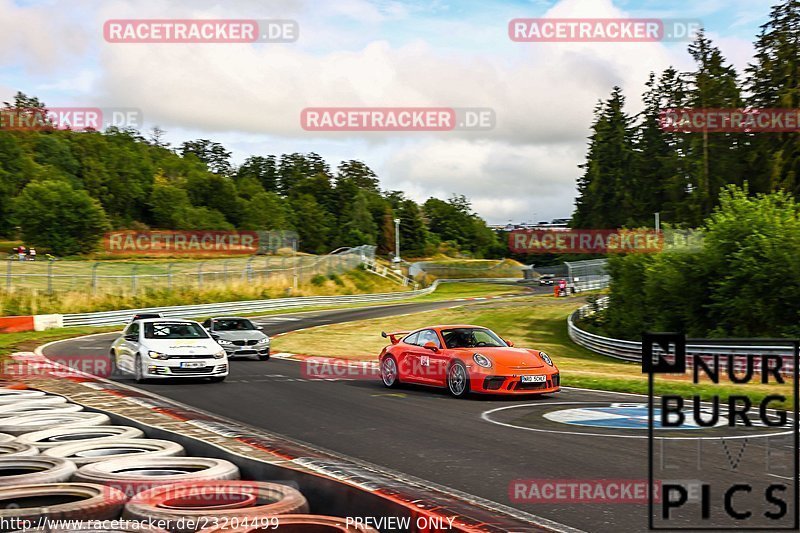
[[0, 0, 771, 225]]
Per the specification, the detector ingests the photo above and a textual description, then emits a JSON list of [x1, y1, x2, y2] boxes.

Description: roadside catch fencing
[[568, 297, 796, 376], [408, 259, 525, 279], [566, 259, 610, 292], [2, 246, 376, 297]]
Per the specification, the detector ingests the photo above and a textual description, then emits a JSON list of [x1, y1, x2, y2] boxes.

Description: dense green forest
[[0, 94, 504, 257], [573, 0, 799, 229], [579, 0, 800, 338]]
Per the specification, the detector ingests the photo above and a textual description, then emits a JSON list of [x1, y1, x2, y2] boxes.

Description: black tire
[[134, 355, 147, 384], [0, 456, 77, 485], [73, 456, 240, 496], [0, 482, 127, 523], [257, 350, 270, 361], [380, 356, 400, 388], [16, 426, 145, 450], [209, 376, 226, 383], [43, 439, 185, 466], [123, 480, 309, 525], [447, 360, 470, 398], [109, 350, 122, 379]]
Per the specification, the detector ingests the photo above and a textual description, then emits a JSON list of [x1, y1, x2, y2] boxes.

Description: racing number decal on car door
[[420, 355, 430, 367]]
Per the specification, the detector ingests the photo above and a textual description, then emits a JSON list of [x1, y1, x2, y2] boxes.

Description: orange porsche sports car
[[378, 325, 560, 397]]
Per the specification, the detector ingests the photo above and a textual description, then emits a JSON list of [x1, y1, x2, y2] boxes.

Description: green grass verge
[[273, 294, 793, 407], [411, 282, 530, 301]]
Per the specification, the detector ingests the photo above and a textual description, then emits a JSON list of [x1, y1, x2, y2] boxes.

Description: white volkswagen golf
[[110, 318, 228, 383]]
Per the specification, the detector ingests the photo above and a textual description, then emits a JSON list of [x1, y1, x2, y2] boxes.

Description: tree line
[[578, 0, 800, 338], [0, 94, 504, 257], [572, 0, 799, 229]]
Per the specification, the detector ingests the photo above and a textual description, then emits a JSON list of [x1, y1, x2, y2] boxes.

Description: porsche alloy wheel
[[381, 357, 399, 388], [447, 361, 469, 398]]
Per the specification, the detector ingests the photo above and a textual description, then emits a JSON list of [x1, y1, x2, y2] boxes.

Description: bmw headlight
[[256, 337, 269, 344], [213, 349, 226, 359], [147, 351, 169, 360], [539, 351, 553, 366], [216, 339, 233, 346], [473, 353, 492, 368]]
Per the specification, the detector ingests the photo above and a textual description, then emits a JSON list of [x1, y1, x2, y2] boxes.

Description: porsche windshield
[[441, 328, 507, 348], [144, 322, 209, 339]]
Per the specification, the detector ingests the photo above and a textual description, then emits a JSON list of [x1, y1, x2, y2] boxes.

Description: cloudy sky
[[0, 0, 777, 224]]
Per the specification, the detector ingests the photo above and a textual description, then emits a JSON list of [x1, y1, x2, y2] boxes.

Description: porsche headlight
[[539, 351, 553, 366], [213, 349, 226, 359], [216, 339, 233, 346], [473, 353, 492, 368], [256, 337, 269, 344], [147, 351, 169, 360]]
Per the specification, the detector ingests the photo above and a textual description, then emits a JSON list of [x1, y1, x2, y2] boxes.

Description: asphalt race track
[[42, 298, 796, 533]]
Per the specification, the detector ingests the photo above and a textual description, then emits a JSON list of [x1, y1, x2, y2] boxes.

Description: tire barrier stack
[[0, 387, 379, 532]]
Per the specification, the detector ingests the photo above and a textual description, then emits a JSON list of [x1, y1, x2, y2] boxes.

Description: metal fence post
[[131, 265, 138, 294], [223, 261, 229, 284], [167, 263, 174, 292], [246, 256, 254, 282], [47, 260, 54, 295], [91, 262, 100, 295], [198, 262, 204, 288], [5, 259, 11, 292]]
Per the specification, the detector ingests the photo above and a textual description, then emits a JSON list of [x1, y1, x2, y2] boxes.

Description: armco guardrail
[[62, 283, 439, 327], [568, 297, 796, 374]]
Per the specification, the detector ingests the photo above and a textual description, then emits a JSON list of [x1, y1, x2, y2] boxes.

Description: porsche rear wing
[[381, 331, 409, 345]]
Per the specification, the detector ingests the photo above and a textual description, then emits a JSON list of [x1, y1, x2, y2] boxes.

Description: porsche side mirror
[[423, 341, 439, 352], [504, 339, 514, 347]]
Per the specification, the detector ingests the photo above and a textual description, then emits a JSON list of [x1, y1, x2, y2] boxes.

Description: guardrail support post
[[91, 262, 100, 295], [47, 260, 54, 294], [223, 261, 229, 284], [5, 259, 11, 292], [167, 263, 174, 292], [131, 265, 138, 294], [198, 262, 204, 288]]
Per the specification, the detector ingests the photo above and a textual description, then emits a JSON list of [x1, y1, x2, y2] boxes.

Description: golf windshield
[[441, 328, 507, 348], [144, 322, 210, 339], [214, 318, 257, 331]]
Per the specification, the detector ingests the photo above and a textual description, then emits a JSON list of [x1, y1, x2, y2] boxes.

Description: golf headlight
[[147, 351, 169, 360], [216, 339, 233, 346], [256, 337, 269, 344], [473, 353, 492, 368], [539, 351, 553, 366], [213, 349, 226, 359]]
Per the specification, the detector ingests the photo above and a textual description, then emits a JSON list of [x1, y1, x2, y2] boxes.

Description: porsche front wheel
[[381, 356, 400, 388], [447, 361, 470, 398]]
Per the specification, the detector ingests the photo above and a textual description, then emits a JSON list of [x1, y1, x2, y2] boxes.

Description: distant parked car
[[128, 312, 163, 323], [538, 275, 555, 286], [202, 317, 270, 361]]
